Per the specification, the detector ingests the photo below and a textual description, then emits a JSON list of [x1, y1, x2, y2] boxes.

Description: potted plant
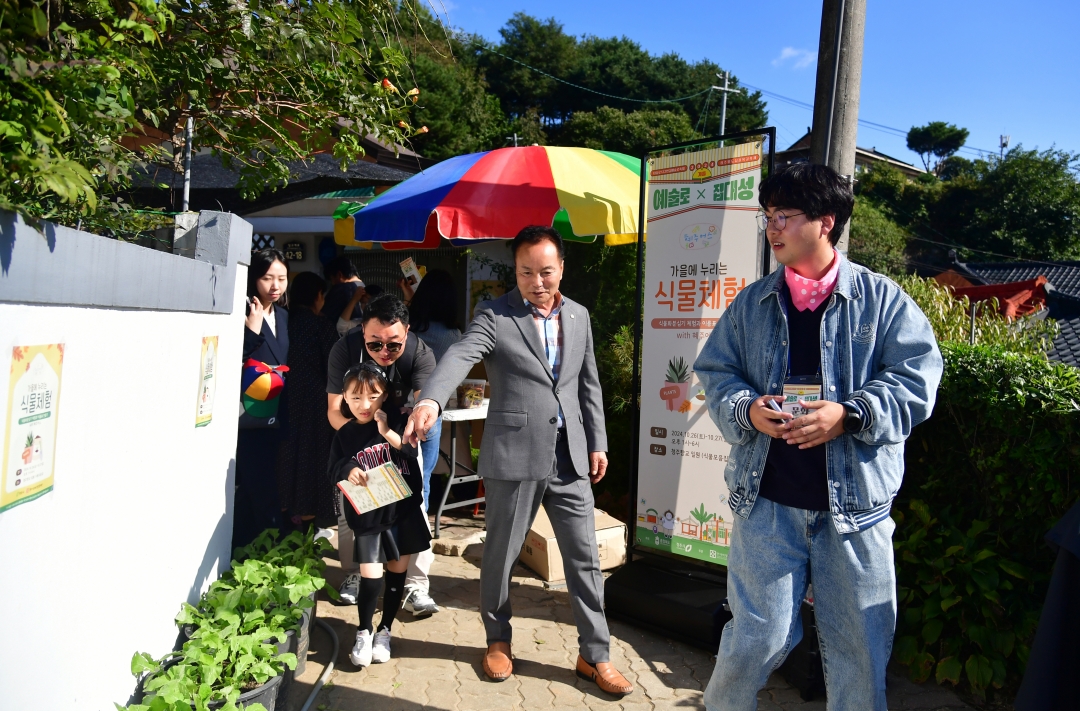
[[664, 357, 691, 411], [122, 611, 296, 711]]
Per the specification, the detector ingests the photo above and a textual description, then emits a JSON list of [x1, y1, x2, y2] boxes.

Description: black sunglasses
[[365, 340, 404, 354]]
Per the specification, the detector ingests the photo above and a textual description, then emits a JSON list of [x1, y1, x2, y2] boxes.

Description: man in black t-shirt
[[325, 294, 438, 615], [322, 255, 366, 326]]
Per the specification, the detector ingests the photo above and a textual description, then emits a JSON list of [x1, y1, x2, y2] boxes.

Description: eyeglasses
[[365, 340, 403, 354], [756, 211, 805, 231]]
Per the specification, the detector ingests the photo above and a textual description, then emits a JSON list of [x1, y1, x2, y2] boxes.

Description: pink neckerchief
[[784, 250, 840, 312]]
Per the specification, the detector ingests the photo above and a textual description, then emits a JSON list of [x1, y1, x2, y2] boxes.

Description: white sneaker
[[402, 585, 440, 617], [371, 628, 392, 663], [339, 573, 361, 605], [350, 629, 373, 667]]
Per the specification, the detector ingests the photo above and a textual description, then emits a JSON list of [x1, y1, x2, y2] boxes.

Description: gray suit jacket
[[421, 287, 607, 481]]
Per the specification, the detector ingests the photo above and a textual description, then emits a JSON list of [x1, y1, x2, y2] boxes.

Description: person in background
[[337, 283, 384, 337], [329, 363, 430, 667], [407, 269, 463, 508], [325, 294, 439, 617], [323, 255, 365, 329], [276, 271, 339, 531], [233, 248, 289, 550]]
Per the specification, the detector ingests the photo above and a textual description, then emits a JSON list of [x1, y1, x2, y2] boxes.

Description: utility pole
[[712, 72, 742, 138], [182, 116, 194, 212], [506, 133, 519, 147], [809, 0, 866, 254], [999, 134, 1010, 160]]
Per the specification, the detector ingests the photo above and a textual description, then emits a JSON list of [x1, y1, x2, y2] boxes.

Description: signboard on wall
[[195, 336, 218, 427], [634, 138, 766, 566], [283, 241, 305, 262], [2, 344, 64, 513]]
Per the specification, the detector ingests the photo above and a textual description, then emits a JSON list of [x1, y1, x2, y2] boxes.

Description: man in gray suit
[[404, 225, 633, 695]]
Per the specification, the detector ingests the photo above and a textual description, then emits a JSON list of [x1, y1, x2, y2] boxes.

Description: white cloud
[[772, 47, 818, 70]]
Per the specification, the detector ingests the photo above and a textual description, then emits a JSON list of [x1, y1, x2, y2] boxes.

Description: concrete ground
[[282, 520, 972, 711]]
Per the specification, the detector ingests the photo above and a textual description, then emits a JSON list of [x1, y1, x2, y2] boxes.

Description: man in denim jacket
[[694, 163, 942, 710]]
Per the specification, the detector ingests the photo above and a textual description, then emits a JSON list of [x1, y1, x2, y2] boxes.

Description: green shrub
[[897, 274, 1058, 357], [894, 343, 1080, 698]]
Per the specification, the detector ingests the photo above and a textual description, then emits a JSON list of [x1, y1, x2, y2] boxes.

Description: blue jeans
[[704, 497, 897, 711], [418, 415, 442, 511]]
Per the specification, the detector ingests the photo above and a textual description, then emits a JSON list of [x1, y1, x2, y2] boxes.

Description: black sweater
[[328, 413, 423, 537]]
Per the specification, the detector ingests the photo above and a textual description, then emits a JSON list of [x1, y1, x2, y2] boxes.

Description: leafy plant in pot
[[121, 600, 297, 711]]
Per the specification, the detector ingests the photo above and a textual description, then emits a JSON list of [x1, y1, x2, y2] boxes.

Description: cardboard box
[[518, 507, 627, 582]]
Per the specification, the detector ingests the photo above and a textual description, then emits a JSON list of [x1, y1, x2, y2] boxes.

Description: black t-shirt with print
[[327, 410, 423, 536]]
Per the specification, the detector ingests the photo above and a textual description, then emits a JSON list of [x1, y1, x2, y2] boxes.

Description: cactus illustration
[[665, 357, 690, 383]]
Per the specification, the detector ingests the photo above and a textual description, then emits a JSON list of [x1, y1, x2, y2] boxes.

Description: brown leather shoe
[[482, 642, 513, 681], [576, 655, 634, 696]]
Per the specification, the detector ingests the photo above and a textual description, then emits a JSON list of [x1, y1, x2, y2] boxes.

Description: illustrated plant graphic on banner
[[2, 344, 64, 513], [635, 138, 766, 566]]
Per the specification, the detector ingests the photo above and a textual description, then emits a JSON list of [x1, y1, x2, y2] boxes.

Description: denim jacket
[[693, 254, 943, 534]]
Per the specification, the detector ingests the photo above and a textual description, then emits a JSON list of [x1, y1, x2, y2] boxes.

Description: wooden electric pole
[[809, 0, 866, 254]]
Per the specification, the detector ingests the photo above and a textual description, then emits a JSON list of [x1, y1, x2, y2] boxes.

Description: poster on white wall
[[196, 336, 218, 428], [2, 344, 64, 513], [634, 139, 764, 566]]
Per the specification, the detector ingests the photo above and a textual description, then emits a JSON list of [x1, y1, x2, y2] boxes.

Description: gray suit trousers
[[480, 433, 610, 663]]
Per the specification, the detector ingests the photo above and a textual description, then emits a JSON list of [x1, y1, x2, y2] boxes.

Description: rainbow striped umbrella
[[344, 146, 644, 248]]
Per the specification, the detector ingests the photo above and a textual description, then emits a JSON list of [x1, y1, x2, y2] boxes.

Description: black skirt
[[354, 505, 432, 564]]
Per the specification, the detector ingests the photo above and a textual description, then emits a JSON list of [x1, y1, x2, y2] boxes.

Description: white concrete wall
[[0, 216, 248, 710]]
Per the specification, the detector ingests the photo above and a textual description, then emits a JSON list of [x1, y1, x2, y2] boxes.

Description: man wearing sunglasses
[[694, 163, 943, 710], [326, 292, 440, 617]]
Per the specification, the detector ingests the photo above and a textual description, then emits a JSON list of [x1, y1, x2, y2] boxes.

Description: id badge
[[782, 376, 822, 419]]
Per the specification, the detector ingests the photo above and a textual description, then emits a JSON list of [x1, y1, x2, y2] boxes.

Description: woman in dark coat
[[276, 271, 339, 526], [232, 249, 289, 550]]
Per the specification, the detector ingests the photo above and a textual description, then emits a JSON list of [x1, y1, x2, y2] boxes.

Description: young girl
[[329, 362, 430, 667]]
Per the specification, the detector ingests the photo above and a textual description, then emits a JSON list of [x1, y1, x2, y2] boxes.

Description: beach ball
[[241, 359, 289, 417]]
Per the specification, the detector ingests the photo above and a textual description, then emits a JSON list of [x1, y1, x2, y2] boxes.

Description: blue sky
[[431, 0, 1080, 167]]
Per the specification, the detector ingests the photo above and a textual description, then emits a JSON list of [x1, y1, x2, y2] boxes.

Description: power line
[[739, 82, 998, 157], [472, 43, 713, 104], [470, 45, 1004, 160]]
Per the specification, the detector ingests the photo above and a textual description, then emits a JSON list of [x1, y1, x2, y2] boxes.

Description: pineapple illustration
[[664, 357, 691, 411]]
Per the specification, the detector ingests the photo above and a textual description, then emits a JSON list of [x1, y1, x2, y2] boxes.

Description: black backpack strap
[[345, 328, 365, 368], [396, 332, 418, 385]]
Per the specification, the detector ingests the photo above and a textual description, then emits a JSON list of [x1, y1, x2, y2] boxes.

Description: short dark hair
[[510, 225, 565, 262], [323, 255, 358, 280], [409, 269, 459, 332], [288, 271, 327, 310], [362, 292, 409, 327], [339, 362, 391, 419], [248, 248, 289, 307], [758, 163, 854, 246]]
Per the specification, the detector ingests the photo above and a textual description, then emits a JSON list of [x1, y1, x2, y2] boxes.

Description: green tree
[[2, 0, 427, 223], [848, 199, 910, 275], [931, 147, 1080, 261], [907, 121, 970, 174], [558, 106, 694, 155], [478, 14, 768, 142], [482, 13, 578, 123], [0, 0, 171, 216], [407, 53, 508, 160]]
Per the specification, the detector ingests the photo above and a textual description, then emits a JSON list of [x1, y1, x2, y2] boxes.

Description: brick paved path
[[283, 530, 971, 711]]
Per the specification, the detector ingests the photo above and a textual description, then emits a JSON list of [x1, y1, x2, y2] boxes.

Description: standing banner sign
[[633, 135, 771, 567], [196, 336, 218, 427], [2, 344, 64, 513]]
